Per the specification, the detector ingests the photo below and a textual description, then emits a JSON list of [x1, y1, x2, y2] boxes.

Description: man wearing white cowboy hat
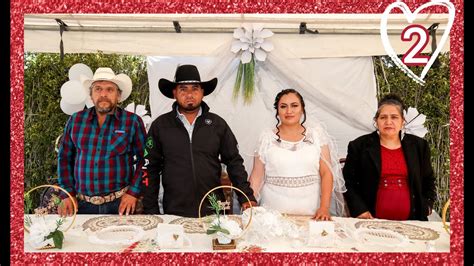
[[143, 64, 257, 217], [58, 67, 147, 216]]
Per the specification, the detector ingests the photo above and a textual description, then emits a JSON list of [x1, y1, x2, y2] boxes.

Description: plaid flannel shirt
[[58, 107, 146, 198]]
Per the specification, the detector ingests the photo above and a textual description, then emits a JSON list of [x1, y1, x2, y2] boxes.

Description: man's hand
[[241, 201, 257, 211], [119, 194, 138, 215], [357, 211, 374, 219], [58, 197, 78, 217]]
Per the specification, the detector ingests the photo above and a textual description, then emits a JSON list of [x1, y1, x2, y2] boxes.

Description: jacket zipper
[[189, 138, 198, 209], [175, 116, 199, 211]]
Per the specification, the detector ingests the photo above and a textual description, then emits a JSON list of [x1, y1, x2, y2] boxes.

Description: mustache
[[97, 98, 112, 103]]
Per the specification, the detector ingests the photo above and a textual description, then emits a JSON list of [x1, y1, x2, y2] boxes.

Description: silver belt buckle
[[89, 196, 105, 205]]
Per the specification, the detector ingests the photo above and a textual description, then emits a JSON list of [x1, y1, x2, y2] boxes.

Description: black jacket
[[142, 101, 256, 217], [342, 131, 437, 221]]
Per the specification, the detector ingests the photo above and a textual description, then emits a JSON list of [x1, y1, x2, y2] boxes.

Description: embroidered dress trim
[[265, 174, 319, 187]]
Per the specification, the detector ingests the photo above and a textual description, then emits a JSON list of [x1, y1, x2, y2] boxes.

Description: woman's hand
[[313, 206, 332, 221], [357, 211, 374, 219]]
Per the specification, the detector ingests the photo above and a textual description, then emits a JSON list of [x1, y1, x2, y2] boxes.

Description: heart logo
[[380, 0, 455, 85]]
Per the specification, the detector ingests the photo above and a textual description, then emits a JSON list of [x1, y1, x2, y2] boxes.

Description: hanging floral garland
[[231, 24, 273, 104]]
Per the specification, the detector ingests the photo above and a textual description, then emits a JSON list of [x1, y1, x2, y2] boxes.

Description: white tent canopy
[[24, 13, 450, 57]]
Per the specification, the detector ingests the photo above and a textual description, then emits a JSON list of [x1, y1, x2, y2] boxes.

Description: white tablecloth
[[24, 214, 449, 253]]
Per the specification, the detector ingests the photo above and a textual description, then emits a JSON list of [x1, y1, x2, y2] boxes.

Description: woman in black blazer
[[342, 94, 436, 221]]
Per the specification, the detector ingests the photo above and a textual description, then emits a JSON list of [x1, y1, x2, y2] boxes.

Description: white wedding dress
[[254, 126, 345, 216]]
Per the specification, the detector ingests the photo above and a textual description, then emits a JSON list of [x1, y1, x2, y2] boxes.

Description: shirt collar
[[87, 106, 122, 121], [175, 106, 202, 120]]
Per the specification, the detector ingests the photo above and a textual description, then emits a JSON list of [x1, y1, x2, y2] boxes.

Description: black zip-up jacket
[[142, 101, 256, 217]]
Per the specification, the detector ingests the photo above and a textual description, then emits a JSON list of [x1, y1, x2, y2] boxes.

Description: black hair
[[273, 88, 307, 142], [374, 93, 406, 120]]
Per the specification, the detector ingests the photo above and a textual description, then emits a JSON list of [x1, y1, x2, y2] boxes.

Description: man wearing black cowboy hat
[[142, 64, 257, 217]]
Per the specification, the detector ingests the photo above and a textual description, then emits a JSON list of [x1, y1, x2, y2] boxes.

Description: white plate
[[88, 225, 145, 246], [354, 228, 409, 247]]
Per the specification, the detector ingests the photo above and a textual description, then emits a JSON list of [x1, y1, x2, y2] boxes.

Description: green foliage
[[374, 53, 450, 217], [24, 193, 33, 214], [207, 193, 223, 220], [206, 224, 230, 235], [24, 52, 149, 213], [233, 56, 256, 104], [206, 193, 231, 235], [45, 218, 65, 249]]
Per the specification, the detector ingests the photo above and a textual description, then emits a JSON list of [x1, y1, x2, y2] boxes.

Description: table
[[24, 214, 450, 253]]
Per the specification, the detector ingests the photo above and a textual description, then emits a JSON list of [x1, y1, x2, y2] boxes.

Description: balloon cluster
[[59, 63, 94, 115], [124, 102, 152, 131]]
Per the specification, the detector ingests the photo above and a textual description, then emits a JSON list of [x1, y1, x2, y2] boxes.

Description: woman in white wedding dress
[[249, 89, 346, 220]]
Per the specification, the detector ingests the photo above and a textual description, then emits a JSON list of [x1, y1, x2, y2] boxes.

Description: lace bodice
[[254, 127, 330, 215]]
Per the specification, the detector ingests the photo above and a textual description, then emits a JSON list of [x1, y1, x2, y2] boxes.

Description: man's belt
[[77, 186, 128, 205]]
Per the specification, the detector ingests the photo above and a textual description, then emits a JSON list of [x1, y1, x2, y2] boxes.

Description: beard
[[179, 102, 200, 112], [94, 99, 116, 114]]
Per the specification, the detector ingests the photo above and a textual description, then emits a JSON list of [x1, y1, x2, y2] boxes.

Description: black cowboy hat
[[158, 64, 218, 99]]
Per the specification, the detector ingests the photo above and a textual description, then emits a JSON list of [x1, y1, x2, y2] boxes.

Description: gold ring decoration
[[24, 184, 77, 234], [198, 185, 253, 239], [441, 199, 450, 234]]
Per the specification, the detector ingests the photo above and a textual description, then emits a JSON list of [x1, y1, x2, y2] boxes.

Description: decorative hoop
[[24, 184, 77, 234], [441, 199, 450, 234], [198, 185, 253, 239]]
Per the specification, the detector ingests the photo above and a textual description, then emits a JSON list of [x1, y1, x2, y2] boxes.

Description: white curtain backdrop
[[146, 40, 377, 173]]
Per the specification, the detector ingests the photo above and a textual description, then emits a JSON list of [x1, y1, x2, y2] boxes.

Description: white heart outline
[[380, 0, 455, 85]]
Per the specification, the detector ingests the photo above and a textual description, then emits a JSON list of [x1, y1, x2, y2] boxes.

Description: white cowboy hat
[[81, 67, 132, 103]]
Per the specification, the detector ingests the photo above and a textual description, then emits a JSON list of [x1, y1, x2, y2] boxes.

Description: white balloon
[[60, 80, 87, 105], [69, 63, 93, 81], [85, 96, 95, 108], [60, 98, 85, 115]]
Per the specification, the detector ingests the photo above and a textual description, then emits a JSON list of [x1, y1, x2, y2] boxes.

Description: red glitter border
[[11, 0, 464, 264]]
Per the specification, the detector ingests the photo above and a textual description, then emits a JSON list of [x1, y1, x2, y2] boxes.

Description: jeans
[[77, 198, 121, 214]]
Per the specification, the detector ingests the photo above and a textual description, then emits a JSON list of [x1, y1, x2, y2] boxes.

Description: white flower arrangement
[[25, 216, 65, 249], [231, 23, 274, 64], [230, 23, 274, 104], [205, 193, 242, 244], [241, 206, 300, 243], [211, 216, 242, 240], [404, 107, 429, 138]]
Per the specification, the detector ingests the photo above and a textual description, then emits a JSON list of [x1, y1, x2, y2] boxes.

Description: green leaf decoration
[[233, 62, 244, 100], [233, 56, 256, 104], [243, 58, 255, 104], [45, 229, 64, 249], [52, 194, 61, 205], [24, 216, 32, 227], [217, 228, 230, 235], [52, 230, 64, 249], [206, 228, 217, 235]]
